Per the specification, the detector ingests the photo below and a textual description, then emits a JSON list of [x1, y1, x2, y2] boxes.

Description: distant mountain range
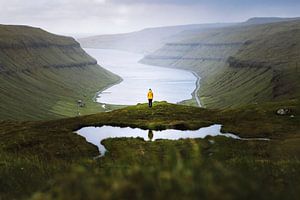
[[78, 17, 299, 54], [78, 23, 235, 54], [0, 25, 120, 120]]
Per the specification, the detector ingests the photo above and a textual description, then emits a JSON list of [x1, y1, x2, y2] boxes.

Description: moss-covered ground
[[0, 100, 299, 199]]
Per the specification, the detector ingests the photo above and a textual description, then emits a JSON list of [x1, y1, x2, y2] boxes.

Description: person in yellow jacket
[[147, 89, 153, 108]]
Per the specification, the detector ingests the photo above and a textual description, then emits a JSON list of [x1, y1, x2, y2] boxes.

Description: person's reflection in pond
[[148, 130, 154, 141]]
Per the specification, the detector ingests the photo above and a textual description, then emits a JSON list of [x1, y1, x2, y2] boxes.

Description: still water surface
[[77, 125, 241, 156], [85, 48, 197, 105], [78, 49, 269, 156]]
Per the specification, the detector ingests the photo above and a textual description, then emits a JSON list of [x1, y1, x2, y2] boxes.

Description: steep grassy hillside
[[0, 25, 120, 120], [141, 19, 300, 108], [78, 23, 233, 54], [0, 101, 299, 199]]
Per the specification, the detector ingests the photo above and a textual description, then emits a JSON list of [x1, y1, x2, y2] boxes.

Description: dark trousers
[[148, 99, 153, 107]]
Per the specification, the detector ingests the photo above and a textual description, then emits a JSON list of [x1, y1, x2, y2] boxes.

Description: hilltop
[[0, 101, 299, 199], [0, 25, 120, 120]]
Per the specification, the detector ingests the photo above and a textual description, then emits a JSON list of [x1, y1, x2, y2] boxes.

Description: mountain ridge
[[78, 23, 235, 53], [141, 19, 300, 108], [78, 17, 300, 54], [0, 24, 120, 120]]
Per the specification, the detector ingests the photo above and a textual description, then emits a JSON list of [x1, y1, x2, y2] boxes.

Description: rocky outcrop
[[276, 108, 291, 115], [0, 42, 80, 49], [227, 57, 287, 69], [0, 61, 98, 75]]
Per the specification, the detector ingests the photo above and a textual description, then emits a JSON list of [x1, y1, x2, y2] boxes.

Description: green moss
[[0, 100, 299, 199]]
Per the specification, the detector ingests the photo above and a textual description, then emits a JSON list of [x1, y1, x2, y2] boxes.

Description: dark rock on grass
[[276, 108, 291, 115]]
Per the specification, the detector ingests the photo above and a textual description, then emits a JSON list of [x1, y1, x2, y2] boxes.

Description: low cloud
[[0, 0, 299, 37]]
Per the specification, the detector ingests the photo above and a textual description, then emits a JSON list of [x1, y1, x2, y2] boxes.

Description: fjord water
[[85, 48, 197, 105], [77, 125, 240, 155]]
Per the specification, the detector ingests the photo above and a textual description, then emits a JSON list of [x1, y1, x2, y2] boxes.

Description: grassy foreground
[[0, 101, 299, 199]]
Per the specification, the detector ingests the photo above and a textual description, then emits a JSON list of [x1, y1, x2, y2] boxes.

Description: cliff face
[[0, 25, 120, 120], [141, 20, 300, 108]]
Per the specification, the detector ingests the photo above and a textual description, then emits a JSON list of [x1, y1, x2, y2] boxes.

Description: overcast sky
[[0, 0, 299, 37]]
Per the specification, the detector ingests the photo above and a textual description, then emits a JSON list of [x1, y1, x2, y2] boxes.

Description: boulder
[[276, 108, 291, 115]]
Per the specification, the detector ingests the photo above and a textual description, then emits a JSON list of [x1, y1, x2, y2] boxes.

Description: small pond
[[76, 124, 245, 156]]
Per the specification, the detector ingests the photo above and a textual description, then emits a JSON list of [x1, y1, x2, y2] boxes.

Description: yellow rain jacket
[[148, 90, 153, 100]]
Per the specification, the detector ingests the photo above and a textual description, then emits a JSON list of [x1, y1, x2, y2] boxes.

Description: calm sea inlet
[[84, 48, 197, 105]]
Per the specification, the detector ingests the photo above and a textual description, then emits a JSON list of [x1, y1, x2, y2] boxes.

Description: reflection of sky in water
[[85, 49, 197, 105], [77, 125, 240, 156]]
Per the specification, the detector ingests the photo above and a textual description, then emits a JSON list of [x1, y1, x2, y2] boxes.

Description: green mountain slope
[[141, 19, 300, 108], [0, 25, 120, 120]]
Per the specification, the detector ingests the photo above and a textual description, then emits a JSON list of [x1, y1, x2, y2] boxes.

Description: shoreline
[[88, 48, 200, 108], [191, 71, 202, 107], [92, 77, 123, 104], [92, 69, 202, 110], [138, 59, 202, 107]]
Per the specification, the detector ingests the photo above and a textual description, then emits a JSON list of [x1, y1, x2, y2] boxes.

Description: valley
[[80, 18, 300, 109], [85, 48, 199, 106], [0, 17, 299, 200]]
